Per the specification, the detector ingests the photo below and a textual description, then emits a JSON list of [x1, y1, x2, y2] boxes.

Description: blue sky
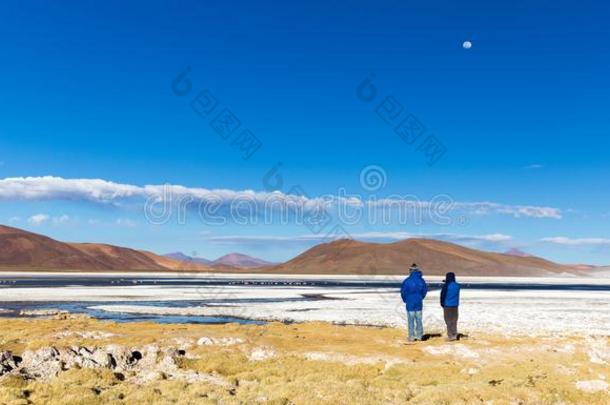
[[1, 0, 609, 264]]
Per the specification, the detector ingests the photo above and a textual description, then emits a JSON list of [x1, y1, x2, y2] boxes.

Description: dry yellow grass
[[0, 317, 608, 404]]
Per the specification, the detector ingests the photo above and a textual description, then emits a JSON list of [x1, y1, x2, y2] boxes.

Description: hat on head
[[409, 263, 419, 273]]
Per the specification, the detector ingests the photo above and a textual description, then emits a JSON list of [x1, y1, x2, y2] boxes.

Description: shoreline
[[1, 270, 609, 285]]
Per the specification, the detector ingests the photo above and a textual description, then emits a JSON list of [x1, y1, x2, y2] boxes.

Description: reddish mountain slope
[[267, 238, 581, 277], [0, 225, 209, 271]]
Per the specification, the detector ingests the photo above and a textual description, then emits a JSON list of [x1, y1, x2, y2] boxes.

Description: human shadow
[[421, 333, 469, 341], [421, 333, 442, 341]]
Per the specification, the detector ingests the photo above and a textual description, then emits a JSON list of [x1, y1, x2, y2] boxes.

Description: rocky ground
[[0, 315, 608, 404]]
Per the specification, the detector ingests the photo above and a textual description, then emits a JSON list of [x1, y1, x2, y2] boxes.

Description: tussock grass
[[0, 318, 608, 404]]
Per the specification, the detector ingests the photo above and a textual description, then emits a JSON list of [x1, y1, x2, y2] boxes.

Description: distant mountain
[[212, 253, 275, 268], [0, 225, 210, 271], [163, 252, 274, 269], [267, 238, 583, 277], [588, 265, 610, 278], [164, 252, 212, 265], [504, 248, 531, 257]]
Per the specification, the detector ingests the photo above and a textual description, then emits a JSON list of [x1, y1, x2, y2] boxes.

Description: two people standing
[[400, 264, 461, 342]]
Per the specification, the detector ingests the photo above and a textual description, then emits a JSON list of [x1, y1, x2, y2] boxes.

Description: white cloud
[[115, 218, 137, 227], [27, 214, 73, 226], [524, 164, 544, 170], [339, 232, 513, 243], [207, 232, 513, 246], [85, 218, 136, 227], [452, 202, 561, 219], [0, 176, 327, 211], [0, 176, 563, 220], [8, 216, 21, 223], [541, 237, 610, 247], [0, 176, 141, 202], [52, 214, 70, 224], [207, 234, 330, 244], [27, 213, 50, 225]]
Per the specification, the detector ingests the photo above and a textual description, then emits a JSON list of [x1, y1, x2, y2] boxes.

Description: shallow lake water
[[1, 275, 609, 327]]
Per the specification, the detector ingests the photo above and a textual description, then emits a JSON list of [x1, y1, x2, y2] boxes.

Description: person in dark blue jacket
[[400, 263, 428, 341], [440, 272, 460, 341]]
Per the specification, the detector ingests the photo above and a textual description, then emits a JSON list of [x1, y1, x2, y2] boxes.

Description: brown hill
[[267, 238, 581, 277], [0, 225, 210, 271], [0, 225, 589, 276]]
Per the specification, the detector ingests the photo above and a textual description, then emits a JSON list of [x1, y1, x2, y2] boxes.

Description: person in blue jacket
[[440, 272, 461, 341], [400, 263, 428, 341]]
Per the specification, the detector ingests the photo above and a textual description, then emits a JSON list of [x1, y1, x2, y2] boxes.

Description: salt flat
[[1, 273, 609, 336], [87, 286, 610, 336]]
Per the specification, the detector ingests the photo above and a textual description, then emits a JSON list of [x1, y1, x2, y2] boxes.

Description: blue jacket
[[400, 271, 428, 311], [441, 281, 460, 308]]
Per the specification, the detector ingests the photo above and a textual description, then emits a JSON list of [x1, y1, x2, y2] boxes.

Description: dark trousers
[[443, 307, 459, 340]]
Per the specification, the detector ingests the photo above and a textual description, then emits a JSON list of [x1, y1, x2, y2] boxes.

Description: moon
[[462, 40, 472, 49]]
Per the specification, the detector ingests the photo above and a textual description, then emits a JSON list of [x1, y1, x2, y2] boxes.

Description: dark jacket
[[400, 270, 428, 311], [440, 272, 460, 308]]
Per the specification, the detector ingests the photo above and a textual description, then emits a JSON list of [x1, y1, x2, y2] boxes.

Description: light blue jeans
[[407, 310, 423, 340]]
